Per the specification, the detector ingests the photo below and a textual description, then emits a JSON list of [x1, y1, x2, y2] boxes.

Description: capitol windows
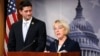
[[82, 38, 89, 44], [87, 39, 90, 45], [79, 38, 80, 43], [73, 26, 75, 30], [83, 38, 86, 44], [89, 40, 91, 45], [73, 33, 76, 36], [81, 38, 83, 43], [79, 38, 81, 43], [91, 40, 93, 44], [86, 39, 87, 44], [81, 38, 84, 43], [85, 38, 87, 44], [87, 39, 89, 44], [71, 26, 74, 31], [86, 38, 89, 44], [89, 40, 92, 45], [88, 39, 91, 45]]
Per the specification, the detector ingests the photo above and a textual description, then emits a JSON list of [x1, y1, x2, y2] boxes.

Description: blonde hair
[[53, 19, 70, 35]]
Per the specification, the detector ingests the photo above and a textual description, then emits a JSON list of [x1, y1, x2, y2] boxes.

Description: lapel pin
[[63, 45, 65, 47], [31, 22, 34, 25]]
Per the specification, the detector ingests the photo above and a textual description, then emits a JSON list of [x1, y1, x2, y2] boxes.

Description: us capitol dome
[[68, 0, 100, 56]]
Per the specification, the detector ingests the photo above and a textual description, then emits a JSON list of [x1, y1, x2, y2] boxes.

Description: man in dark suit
[[8, 0, 46, 52]]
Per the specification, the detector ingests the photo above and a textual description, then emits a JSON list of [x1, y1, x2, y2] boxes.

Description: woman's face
[[54, 23, 66, 39]]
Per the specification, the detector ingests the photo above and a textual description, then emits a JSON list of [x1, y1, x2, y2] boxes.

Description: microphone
[[20, 40, 36, 51]]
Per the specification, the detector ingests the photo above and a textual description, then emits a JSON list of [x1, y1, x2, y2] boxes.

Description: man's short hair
[[19, 0, 32, 10]]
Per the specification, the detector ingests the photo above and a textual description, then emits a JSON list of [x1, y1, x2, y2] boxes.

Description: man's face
[[19, 6, 32, 20]]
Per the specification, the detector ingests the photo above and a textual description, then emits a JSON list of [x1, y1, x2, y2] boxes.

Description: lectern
[[8, 52, 80, 56]]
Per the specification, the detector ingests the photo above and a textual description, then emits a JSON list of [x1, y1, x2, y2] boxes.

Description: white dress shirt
[[57, 45, 62, 52], [22, 17, 32, 42]]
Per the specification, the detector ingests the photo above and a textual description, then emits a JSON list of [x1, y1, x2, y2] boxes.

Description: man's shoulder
[[33, 17, 45, 24], [11, 20, 22, 27]]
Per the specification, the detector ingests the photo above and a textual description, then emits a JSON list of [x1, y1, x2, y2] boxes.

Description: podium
[[8, 52, 80, 56]]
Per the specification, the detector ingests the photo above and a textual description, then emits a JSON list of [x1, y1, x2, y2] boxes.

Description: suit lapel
[[54, 40, 58, 52], [59, 43, 66, 51], [19, 20, 24, 43], [59, 38, 70, 51]]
